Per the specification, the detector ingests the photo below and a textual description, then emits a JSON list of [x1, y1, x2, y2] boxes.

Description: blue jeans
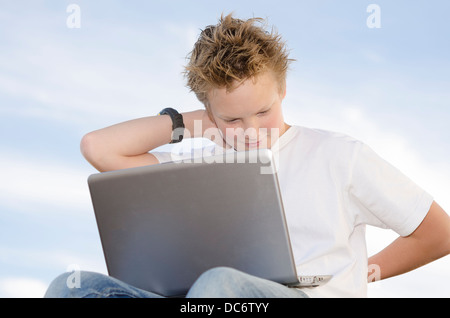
[[44, 267, 308, 298]]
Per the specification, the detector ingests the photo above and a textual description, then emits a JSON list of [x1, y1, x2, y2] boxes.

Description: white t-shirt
[[152, 125, 433, 298]]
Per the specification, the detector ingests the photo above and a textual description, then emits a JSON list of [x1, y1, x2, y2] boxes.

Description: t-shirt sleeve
[[151, 144, 224, 164], [348, 142, 433, 237], [151, 151, 174, 164]]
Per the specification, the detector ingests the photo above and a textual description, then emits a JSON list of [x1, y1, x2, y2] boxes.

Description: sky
[[0, 0, 449, 297]]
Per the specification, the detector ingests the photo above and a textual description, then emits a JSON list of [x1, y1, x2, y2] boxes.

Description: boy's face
[[206, 71, 289, 151]]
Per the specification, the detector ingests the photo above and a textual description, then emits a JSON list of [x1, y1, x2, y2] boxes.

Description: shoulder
[[280, 126, 365, 183], [292, 126, 363, 156]]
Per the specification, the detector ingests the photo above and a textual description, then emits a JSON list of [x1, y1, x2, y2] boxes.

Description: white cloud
[[0, 151, 93, 215], [0, 245, 107, 298], [0, 15, 201, 129], [0, 245, 107, 275], [163, 21, 200, 53], [0, 277, 48, 298], [360, 48, 385, 64]]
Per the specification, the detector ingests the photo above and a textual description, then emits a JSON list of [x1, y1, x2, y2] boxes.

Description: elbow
[[80, 132, 96, 162], [80, 132, 106, 171]]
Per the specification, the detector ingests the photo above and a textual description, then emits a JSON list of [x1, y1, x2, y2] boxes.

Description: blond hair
[[184, 13, 294, 107]]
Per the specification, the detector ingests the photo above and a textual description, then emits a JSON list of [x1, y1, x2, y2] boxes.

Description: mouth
[[245, 140, 261, 148]]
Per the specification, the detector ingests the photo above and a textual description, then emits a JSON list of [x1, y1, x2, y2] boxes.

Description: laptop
[[88, 149, 331, 297]]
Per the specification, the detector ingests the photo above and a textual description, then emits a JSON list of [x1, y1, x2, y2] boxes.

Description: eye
[[258, 109, 270, 116], [224, 118, 239, 124]]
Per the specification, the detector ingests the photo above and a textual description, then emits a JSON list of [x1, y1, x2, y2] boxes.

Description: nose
[[243, 119, 259, 141]]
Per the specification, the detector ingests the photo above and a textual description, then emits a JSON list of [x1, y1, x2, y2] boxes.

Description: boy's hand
[[187, 109, 231, 149], [368, 201, 450, 282]]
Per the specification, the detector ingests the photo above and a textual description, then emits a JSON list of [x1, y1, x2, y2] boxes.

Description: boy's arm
[[80, 109, 216, 172], [368, 201, 450, 282]]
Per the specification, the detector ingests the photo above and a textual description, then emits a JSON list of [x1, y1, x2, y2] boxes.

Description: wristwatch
[[158, 108, 185, 144]]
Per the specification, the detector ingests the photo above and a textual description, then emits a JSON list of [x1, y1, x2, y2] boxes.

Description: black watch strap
[[158, 108, 185, 144]]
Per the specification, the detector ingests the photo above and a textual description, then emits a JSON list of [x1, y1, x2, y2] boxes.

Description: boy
[[45, 14, 449, 298]]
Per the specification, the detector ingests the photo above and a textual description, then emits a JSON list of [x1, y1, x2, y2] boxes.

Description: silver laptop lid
[[88, 149, 298, 297]]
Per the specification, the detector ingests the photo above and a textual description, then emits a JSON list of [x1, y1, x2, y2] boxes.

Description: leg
[[44, 271, 164, 298], [186, 267, 308, 298]]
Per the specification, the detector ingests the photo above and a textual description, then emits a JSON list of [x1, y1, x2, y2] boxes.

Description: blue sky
[[0, 1, 449, 297]]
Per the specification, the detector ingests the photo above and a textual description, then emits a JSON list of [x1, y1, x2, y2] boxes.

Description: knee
[[187, 267, 246, 298], [44, 271, 106, 298], [199, 267, 242, 283], [44, 272, 76, 298]]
